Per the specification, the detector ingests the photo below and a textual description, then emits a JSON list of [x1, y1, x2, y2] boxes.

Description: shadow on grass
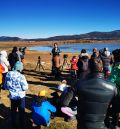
[[0, 104, 11, 129]]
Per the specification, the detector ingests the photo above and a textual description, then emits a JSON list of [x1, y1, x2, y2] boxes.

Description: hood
[[0, 50, 7, 58], [104, 50, 110, 57]]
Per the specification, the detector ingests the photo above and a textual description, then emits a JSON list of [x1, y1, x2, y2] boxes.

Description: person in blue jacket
[[32, 90, 56, 127]]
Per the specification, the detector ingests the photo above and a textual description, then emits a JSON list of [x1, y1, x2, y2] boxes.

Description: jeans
[[11, 97, 25, 128]]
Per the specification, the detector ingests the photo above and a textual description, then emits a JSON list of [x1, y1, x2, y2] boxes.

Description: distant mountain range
[[0, 30, 120, 41]]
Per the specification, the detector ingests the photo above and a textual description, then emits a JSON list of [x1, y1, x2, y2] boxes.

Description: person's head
[[104, 50, 110, 57], [72, 56, 76, 59], [92, 51, 99, 58], [34, 90, 47, 106], [12, 46, 17, 53], [58, 80, 67, 93], [89, 58, 103, 73], [19, 47, 22, 51], [0, 50, 8, 58], [81, 49, 86, 53], [112, 49, 120, 63], [54, 43, 58, 48], [93, 48, 98, 53], [13, 61, 23, 72], [104, 47, 108, 51]]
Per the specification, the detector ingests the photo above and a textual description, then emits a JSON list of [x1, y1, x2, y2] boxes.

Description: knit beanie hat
[[38, 90, 46, 97], [13, 61, 23, 72]]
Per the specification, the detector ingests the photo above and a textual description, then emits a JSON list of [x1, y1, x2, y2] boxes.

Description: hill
[[0, 30, 120, 41]]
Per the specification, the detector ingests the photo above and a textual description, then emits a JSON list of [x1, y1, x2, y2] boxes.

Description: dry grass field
[[0, 43, 78, 129], [0, 41, 120, 129]]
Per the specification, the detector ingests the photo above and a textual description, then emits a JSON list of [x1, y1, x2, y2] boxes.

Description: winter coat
[[70, 58, 78, 70], [0, 51, 9, 73], [101, 54, 114, 69], [32, 100, 56, 126], [8, 52, 19, 69], [62, 73, 116, 129], [108, 66, 120, 96], [4, 71, 28, 99], [51, 47, 60, 57]]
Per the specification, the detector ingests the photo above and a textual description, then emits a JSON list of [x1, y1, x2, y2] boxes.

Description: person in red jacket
[[70, 56, 78, 78]]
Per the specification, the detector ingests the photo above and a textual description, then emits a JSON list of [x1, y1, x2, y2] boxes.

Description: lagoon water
[[29, 43, 120, 53]]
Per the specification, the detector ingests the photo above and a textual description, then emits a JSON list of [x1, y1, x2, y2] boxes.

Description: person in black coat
[[8, 46, 19, 70], [61, 58, 116, 129]]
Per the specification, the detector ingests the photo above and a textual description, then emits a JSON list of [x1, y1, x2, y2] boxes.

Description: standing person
[[70, 56, 78, 78], [77, 49, 89, 79], [21, 47, 27, 63], [21, 47, 27, 56], [4, 61, 28, 129], [61, 59, 116, 129], [89, 52, 103, 73], [100, 48, 114, 79], [0, 50, 10, 87], [32, 90, 56, 128], [51, 43, 61, 77], [16, 47, 24, 63], [8, 46, 19, 70], [107, 49, 120, 128], [91, 48, 99, 59]]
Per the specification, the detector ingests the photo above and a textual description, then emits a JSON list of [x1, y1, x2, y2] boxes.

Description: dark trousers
[[2, 72, 7, 89], [11, 97, 25, 128]]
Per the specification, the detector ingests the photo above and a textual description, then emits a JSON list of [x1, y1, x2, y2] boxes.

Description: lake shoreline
[[0, 40, 120, 49]]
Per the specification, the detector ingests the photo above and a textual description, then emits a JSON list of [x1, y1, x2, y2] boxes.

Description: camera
[[63, 54, 68, 59]]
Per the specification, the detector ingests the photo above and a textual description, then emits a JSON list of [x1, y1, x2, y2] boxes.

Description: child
[[32, 90, 56, 128], [4, 61, 28, 129], [70, 56, 78, 78]]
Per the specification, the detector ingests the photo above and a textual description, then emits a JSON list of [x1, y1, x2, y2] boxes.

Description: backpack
[[78, 59, 89, 72], [90, 57, 103, 72]]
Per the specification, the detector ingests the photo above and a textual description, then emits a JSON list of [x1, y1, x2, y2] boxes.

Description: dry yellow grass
[[0, 42, 120, 129], [0, 47, 78, 129]]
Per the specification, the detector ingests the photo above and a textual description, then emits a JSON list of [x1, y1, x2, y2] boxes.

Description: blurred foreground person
[[107, 49, 120, 128], [62, 58, 116, 129], [32, 90, 56, 128], [4, 61, 28, 129]]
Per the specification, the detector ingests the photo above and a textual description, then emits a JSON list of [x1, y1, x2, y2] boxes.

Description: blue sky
[[0, 0, 120, 38]]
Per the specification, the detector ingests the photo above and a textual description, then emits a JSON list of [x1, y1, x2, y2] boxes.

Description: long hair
[[12, 46, 17, 53]]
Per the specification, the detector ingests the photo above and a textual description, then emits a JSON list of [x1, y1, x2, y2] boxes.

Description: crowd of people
[[0, 44, 120, 129], [51, 43, 120, 129]]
